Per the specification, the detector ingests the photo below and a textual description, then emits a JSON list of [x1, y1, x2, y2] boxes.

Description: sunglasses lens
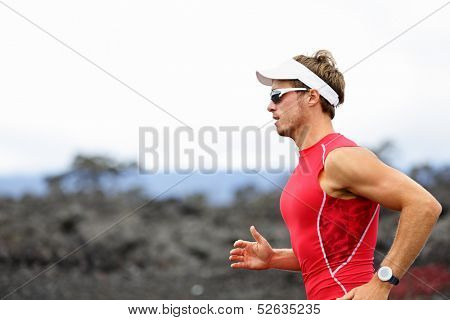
[[271, 92, 281, 104]]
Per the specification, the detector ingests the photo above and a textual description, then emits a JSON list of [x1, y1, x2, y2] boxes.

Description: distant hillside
[[0, 171, 290, 205]]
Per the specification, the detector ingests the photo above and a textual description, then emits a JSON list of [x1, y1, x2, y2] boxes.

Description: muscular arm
[[326, 147, 442, 295]]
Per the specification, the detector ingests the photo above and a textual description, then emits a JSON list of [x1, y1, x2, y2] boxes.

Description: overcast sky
[[1, 0, 449, 175]]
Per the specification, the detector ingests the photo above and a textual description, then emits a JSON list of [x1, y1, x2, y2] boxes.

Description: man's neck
[[293, 122, 335, 151]]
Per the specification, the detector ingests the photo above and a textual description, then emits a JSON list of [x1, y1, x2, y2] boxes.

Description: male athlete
[[229, 50, 442, 300]]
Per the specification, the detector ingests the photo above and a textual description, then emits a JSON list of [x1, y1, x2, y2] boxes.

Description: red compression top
[[280, 132, 380, 300]]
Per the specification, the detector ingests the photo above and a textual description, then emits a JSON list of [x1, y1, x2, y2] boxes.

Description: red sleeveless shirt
[[280, 132, 380, 300]]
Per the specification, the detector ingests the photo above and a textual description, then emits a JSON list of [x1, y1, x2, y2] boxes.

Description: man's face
[[267, 80, 308, 137]]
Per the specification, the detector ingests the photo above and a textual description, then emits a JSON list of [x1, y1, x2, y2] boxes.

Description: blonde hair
[[292, 50, 345, 119]]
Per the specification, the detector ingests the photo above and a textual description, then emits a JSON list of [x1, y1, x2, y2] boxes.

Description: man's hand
[[337, 276, 393, 300], [229, 226, 274, 270]]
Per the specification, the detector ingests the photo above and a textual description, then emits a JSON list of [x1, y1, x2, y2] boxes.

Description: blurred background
[[0, 0, 449, 299]]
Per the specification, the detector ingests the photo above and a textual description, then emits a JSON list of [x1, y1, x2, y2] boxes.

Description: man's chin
[[276, 126, 289, 137]]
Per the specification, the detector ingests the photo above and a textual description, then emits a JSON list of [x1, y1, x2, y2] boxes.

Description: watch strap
[[387, 275, 400, 285]]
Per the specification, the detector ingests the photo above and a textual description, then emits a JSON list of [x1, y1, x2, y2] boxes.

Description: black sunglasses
[[270, 88, 309, 104]]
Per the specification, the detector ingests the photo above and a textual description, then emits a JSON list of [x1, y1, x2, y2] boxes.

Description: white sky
[[1, 0, 449, 174]]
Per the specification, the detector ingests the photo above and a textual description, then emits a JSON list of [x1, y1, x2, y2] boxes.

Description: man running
[[229, 50, 442, 300]]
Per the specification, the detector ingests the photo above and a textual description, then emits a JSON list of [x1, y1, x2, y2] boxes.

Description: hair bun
[[314, 50, 336, 68]]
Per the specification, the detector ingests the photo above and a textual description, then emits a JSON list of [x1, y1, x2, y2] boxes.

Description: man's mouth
[[273, 117, 280, 126]]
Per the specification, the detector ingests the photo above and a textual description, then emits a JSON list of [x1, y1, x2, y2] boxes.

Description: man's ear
[[308, 89, 321, 106]]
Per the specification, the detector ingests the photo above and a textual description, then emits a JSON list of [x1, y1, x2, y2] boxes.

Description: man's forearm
[[269, 248, 301, 272], [378, 200, 442, 280]]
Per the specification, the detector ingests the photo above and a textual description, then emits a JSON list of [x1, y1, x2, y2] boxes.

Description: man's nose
[[267, 101, 276, 112]]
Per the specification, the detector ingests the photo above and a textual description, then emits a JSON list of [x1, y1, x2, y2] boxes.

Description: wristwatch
[[377, 266, 400, 285]]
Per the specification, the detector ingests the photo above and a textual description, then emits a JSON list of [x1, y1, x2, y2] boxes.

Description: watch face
[[378, 266, 393, 281]]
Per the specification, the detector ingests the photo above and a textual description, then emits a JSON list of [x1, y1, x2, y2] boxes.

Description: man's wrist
[[371, 273, 394, 291], [268, 248, 301, 271], [266, 249, 279, 269]]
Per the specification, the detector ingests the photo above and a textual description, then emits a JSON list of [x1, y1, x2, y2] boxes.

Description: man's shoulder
[[324, 146, 379, 183]]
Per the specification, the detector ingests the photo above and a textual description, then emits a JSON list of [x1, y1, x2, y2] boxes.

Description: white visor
[[256, 58, 340, 107]]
